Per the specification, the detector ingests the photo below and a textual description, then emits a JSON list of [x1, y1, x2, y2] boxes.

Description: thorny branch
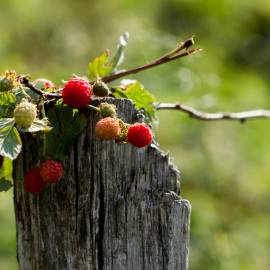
[[96, 37, 201, 83], [156, 103, 270, 122], [21, 37, 199, 99]]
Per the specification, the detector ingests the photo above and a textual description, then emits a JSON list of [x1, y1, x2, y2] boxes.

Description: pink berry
[[40, 160, 64, 183]]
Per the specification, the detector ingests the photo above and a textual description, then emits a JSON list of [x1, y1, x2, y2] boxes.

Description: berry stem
[[18, 84, 31, 99], [88, 104, 100, 112], [40, 101, 46, 118], [40, 101, 47, 157]]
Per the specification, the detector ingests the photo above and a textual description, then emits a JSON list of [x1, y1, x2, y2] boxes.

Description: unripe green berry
[[0, 70, 17, 92], [0, 77, 15, 92], [14, 99, 37, 128], [98, 102, 117, 118], [93, 80, 110, 97]]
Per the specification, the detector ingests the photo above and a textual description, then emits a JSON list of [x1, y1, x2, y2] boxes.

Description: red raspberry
[[24, 168, 44, 194], [127, 123, 153, 148], [40, 160, 64, 183], [95, 117, 121, 140], [62, 78, 92, 108], [0, 155, 3, 168]]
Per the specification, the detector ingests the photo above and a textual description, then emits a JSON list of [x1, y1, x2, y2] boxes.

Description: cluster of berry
[[24, 160, 63, 194], [0, 73, 153, 194], [20, 78, 152, 194], [62, 78, 153, 148]]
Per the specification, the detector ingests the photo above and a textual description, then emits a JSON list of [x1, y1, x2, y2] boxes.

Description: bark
[[13, 98, 191, 270]]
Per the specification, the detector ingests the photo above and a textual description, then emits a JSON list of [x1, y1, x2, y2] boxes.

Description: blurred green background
[[1, 0, 270, 269]]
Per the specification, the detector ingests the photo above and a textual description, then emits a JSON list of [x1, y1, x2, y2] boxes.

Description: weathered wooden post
[[13, 98, 191, 270]]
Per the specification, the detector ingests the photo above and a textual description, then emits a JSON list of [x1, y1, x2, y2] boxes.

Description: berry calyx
[[24, 168, 44, 194], [95, 117, 121, 140], [127, 123, 153, 148], [13, 99, 37, 128], [33, 78, 55, 90], [93, 80, 110, 97], [40, 160, 64, 183], [0, 155, 4, 168], [62, 78, 92, 108], [98, 102, 117, 118], [115, 120, 129, 143], [0, 70, 16, 92]]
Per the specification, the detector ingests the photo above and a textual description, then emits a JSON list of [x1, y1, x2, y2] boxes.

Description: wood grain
[[13, 98, 191, 270]]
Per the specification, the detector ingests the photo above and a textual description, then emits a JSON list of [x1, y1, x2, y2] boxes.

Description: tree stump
[[13, 98, 191, 270]]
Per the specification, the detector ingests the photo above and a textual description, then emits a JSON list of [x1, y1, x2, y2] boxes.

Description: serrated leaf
[[0, 118, 22, 160], [18, 118, 51, 133], [0, 92, 16, 118], [0, 178, 12, 192], [88, 51, 113, 80], [113, 82, 156, 123], [23, 87, 41, 102], [111, 32, 129, 70], [13, 87, 29, 102], [45, 105, 87, 160]]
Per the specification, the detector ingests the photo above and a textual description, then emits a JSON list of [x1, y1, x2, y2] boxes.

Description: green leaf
[[0, 157, 13, 181], [0, 92, 16, 118], [0, 178, 12, 192], [0, 156, 13, 192], [113, 82, 156, 123], [88, 33, 130, 80], [0, 118, 22, 160], [45, 105, 87, 160], [88, 51, 113, 80], [111, 32, 129, 70], [18, 118, 51, 133], [13, 85, 43, 103], [23, 87, 41, 102], [60, 114, 87, 153]]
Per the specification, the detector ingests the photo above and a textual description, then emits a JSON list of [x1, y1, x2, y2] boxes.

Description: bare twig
[[94, 37, 201, 84], [20, 77, 62, 99], [156, 103, 270, 122]]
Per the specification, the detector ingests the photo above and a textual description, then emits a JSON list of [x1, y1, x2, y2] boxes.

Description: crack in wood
[[74, 141, 79, 233], [97, 167, 105, 270]]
